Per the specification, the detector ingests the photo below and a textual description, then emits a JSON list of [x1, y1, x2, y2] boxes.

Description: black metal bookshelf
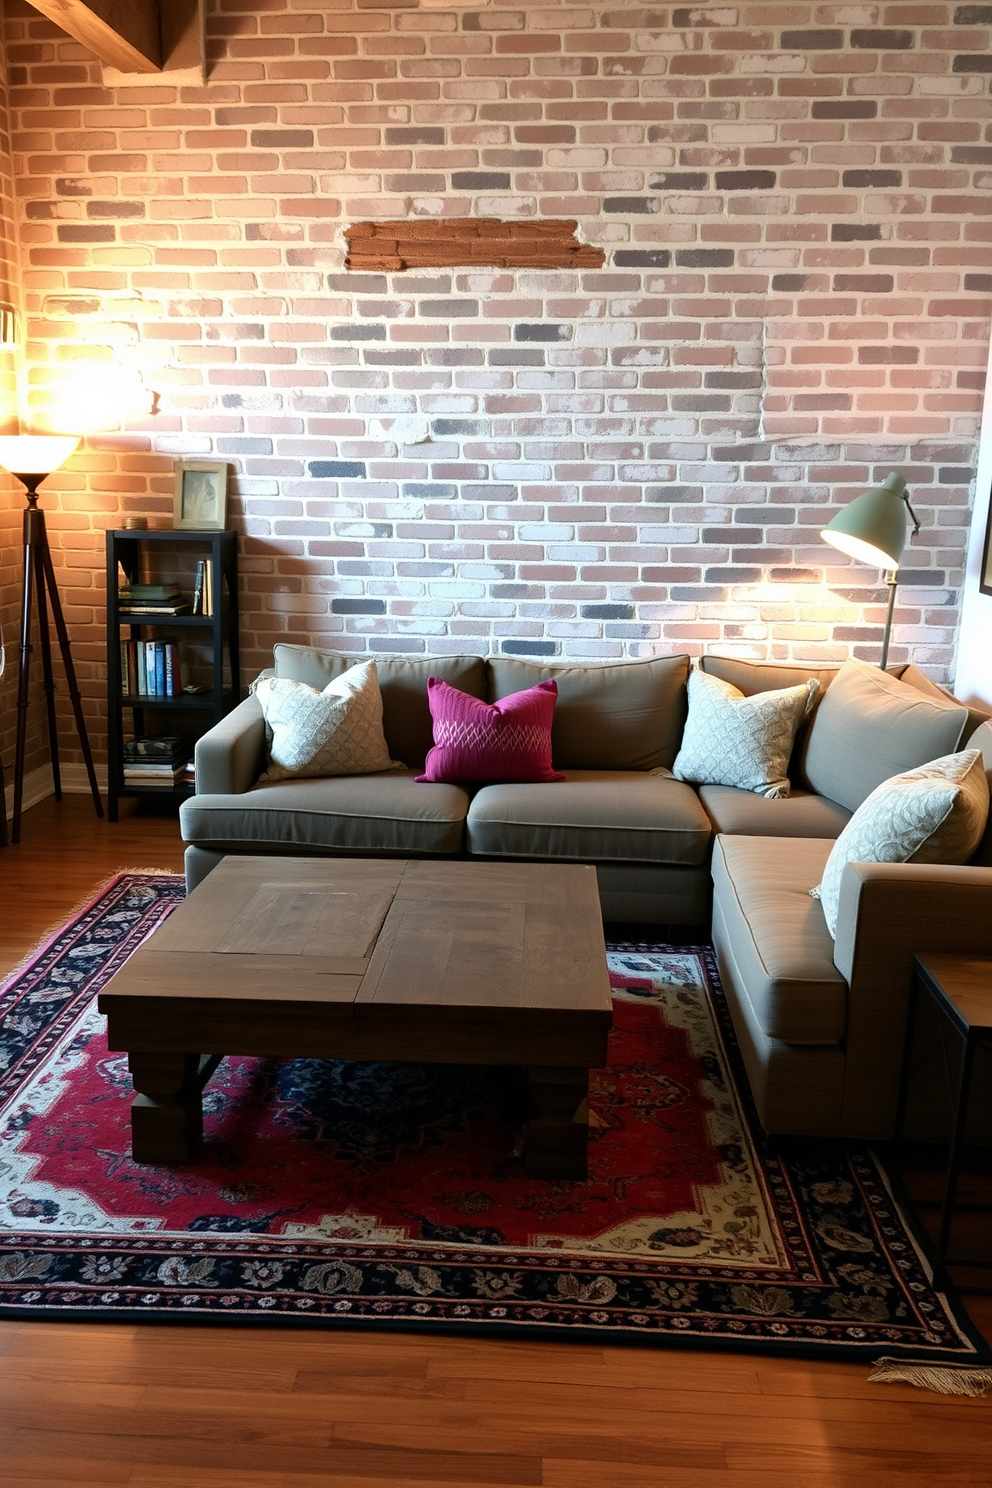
[[106, 528, 241, 820]]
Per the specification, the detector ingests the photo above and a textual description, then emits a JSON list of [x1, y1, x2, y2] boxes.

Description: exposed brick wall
[[1, 1, 991, 773]]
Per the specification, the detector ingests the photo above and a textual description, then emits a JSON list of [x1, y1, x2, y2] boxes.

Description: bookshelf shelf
[[106, 528, 242, 822]]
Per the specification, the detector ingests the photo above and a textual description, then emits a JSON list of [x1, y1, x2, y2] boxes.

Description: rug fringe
[[870, 1357, 992, 1396], [0, 868, 183, 990]]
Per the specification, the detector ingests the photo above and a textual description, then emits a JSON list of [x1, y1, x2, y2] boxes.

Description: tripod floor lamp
[[820, 471, 921, 670], [0, 434, 103, 845]]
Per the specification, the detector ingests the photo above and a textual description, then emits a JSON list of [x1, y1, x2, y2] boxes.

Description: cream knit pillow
[[256, 660, 397, 781], [672, 668, 819, 799], [812, 749, 989, 938]]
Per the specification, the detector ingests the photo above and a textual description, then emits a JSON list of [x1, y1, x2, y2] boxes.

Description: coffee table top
[[100, 857, 613, 1024]]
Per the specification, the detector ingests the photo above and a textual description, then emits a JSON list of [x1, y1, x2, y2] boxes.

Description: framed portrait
[[173, 461, 229, 531], [981, 487, 992, 597]]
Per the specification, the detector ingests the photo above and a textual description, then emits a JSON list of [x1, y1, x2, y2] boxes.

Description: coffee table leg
[[127, 1052, 222, 1164], [526, 1065, 589, 1179]]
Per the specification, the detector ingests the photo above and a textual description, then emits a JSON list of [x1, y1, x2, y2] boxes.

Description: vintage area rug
[[0, 872, 988, 1367]]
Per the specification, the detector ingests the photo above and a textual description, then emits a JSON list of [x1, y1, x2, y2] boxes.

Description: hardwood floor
[[1, 795, 990, 1487]]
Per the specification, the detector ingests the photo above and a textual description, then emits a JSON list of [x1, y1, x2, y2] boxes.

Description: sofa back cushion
[[486, 654, 690, 771], [272, 646, 486, 769], [700, 656, 841, 696], [801, 658, 968, 812], [899, 663, 992, 743], [700, 657, 840, 787]]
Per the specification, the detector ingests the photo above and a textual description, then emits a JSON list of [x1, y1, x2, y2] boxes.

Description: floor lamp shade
[[820, 471, 919, 671], [0, 435, 80, 481], [820, 472, 911, 571]]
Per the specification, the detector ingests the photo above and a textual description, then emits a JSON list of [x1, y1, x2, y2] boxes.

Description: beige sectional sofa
[[181, 646, 713, 924], [179, 645, 992, 1144]]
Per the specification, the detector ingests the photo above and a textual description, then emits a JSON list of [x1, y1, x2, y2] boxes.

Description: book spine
[[136, 642, 147, 696], [154, 642, 165, 697], [204, 560, 213, 617], [128, 640, 138, 696], [165, 642, 175, 697], [120, 640, 129, 696], [191, 561, 204, 616]]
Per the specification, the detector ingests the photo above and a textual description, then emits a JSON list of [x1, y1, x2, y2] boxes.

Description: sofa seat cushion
[[466, 771, 712, 866], [180, 770, 470, 857], [711, 835, 846, 1044], [699, 784, 851, 839]]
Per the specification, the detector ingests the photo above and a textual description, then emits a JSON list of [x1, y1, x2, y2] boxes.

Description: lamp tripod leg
[[33, 530, 62, 802], [38, 525, 103, 821], [12, 509, 37, 844], [11, 505, 104, 843]]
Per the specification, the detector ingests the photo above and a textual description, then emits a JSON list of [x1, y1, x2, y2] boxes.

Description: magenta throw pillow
[[417, 677, 563, 783]]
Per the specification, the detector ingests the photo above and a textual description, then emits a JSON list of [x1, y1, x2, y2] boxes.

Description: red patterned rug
[[0, 871, 987, 1365]]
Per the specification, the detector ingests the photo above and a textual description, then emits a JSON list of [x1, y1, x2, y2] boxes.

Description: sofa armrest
[[832, 862, 992, 1137], [194, 695, 267, 795]]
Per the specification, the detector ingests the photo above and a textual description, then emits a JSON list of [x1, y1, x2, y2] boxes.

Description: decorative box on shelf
[[106, 528, 241, 821]]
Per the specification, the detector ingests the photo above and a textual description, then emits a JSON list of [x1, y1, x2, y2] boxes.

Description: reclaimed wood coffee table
[[98, 857, 613, 1178]]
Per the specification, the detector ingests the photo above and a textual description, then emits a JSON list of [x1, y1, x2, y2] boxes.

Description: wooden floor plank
[[0, 795, 989, 1488], [125, 1474, 292, 1488], [724, 1442, 992, 1481], [454, 1375, 921, 1426], [0, 1450, 133, 1485], [543, 1465, 978, 1488], [7, 1428, 543, 1483], [329, 1420, 726, 1470]]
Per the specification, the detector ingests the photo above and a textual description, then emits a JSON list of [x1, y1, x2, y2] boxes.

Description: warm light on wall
[[29, 362, 157, 436]]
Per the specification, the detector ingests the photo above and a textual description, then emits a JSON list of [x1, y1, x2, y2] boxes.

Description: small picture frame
[[173, 461, 228, 531], [980, 486, 992, 597]]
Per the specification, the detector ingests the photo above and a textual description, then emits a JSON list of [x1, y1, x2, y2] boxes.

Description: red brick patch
[[345, 218, 605, 271]]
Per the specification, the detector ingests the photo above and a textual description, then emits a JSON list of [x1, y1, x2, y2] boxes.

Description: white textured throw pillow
[[813, 749, 989, 938], [672, 668, 819, 799], [255, 660, 396, 781]]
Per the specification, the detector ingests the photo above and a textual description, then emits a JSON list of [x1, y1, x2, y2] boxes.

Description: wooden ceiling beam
[[24, 0, 163, 74]]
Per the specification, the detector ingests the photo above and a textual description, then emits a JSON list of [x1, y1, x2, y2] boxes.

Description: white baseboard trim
[[4, 762, 108, 821]]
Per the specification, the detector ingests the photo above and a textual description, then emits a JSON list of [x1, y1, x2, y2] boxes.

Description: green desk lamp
[[820, 471, 920, 670]]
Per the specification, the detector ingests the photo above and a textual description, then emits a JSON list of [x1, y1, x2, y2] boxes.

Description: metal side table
[[894, 953, 992, 1287]]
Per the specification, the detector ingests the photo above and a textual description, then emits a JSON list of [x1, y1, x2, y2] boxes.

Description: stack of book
[[123, 735, 196, 789], [118, 582, 190, 616], [120, 639, 187, 697], [191, 561, 214, 617]]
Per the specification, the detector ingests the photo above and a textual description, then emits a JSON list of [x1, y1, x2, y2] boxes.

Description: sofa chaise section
[[709, 677, 992, 1140]]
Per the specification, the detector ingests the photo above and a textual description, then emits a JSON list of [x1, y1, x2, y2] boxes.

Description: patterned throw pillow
[[812, 749, 989, 938], [672, 668, 819, 799], [255, 660, 396, 781], [417, 677, 563, 783]]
